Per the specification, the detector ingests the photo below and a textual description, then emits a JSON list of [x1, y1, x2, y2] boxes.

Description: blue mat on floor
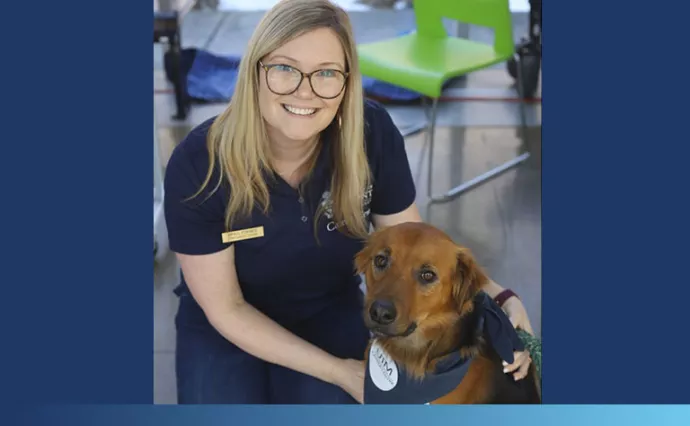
[[170, 48, 423, 103]]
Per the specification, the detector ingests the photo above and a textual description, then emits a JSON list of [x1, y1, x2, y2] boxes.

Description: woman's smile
[[282, 104, 319, 117]]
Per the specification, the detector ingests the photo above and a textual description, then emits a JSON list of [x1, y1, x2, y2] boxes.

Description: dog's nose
[[369, 300, 397, 325]]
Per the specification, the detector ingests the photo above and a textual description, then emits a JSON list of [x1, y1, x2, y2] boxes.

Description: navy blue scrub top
[[164, 99, 416, 326]]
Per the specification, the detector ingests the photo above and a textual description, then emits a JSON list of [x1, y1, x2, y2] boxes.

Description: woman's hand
[[500, 295, 534, 380], [331, 358, 365, 403], [502, 295, 534, 335], [503, 350, 532, 381]]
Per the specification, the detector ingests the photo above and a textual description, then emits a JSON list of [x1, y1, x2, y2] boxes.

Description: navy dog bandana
[[363, 292, 525, 405]]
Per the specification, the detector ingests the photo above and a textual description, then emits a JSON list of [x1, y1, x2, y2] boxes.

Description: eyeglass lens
[[266, 64, 345, 98]]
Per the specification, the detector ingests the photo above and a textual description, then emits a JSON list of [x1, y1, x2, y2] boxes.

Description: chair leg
[[425, 69, 531, 205], [426, 97, 440, 201], [515, 52, 530, 136]]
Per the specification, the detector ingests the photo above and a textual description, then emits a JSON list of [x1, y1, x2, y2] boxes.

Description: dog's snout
[[369, 300, 397, 325]]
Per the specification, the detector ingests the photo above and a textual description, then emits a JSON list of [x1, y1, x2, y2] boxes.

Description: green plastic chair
[[357, 0, 532, 204]]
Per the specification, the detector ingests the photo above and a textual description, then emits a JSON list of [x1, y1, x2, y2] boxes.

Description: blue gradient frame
[[12, 406, 690, 425], [2, 0, 690, 423]]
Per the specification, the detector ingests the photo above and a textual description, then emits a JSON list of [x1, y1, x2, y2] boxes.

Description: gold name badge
[[221, 226, 265, 244]]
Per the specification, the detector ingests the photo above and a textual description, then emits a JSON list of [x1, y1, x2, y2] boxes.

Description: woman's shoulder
[[360, 98, 417, 215], [163, 116, 230, 255], [361, 98, 406, 159], [167, 116, 217, 175], [164, 115, 226, 202], [363, 98, 397, 135]]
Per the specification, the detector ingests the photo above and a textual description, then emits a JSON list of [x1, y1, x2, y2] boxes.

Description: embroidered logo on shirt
[[319, 184, 373, 232], [320, 190, 335, 220]]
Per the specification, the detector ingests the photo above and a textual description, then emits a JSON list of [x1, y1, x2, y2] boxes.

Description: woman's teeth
[[283, 104, 316, 116]]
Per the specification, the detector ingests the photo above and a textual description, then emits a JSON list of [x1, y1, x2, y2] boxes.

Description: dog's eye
[[373, 254, 388, 269], [420, 270, 436, 283]]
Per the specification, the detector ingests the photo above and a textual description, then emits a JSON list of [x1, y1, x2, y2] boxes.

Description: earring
[[338, 114, 342, 128]]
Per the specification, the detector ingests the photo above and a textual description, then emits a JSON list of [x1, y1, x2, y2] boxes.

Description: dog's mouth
[[368, 322, 418, 339]]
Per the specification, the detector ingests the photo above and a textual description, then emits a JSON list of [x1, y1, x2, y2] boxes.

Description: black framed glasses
[[259, 61, 348, 99]]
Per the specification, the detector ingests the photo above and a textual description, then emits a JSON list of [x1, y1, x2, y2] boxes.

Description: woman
[[164, 0, 534, 404]]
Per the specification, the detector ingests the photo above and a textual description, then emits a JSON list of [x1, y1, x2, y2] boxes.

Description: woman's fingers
[[512, 354, 532, 380], [502, 351, 525, 373], [503, 351, 531, 380]]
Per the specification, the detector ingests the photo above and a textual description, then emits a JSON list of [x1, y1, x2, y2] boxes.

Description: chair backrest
[[413, 0, 515, 56]]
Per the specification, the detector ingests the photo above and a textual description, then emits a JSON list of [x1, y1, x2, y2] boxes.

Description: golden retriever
[[356, 222, 541, 404]]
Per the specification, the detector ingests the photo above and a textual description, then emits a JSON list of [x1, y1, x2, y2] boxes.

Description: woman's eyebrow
[[265, 54, 298, 63], [266, 55, 345, 70], [318, 61, 345, 70]]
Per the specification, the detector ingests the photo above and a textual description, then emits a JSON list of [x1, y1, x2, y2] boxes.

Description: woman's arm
[[176, 245, 363, 400]]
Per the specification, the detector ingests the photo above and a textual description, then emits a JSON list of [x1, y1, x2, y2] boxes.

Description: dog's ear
[[354, 228, 385, 275], [354, 235, 378, 275], [354, 245, 372, 275], [452, 246, 489, 317]]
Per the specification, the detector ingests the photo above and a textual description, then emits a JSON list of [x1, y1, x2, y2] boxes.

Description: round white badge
[[368, 341, 399, 391]]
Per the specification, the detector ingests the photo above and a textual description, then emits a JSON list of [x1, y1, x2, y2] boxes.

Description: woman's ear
[[452, 247, 489, 317]]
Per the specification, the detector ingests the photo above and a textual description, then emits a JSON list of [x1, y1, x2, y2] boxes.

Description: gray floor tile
[[386, 100, 541, 129], [154, 250, 180, 353], [154, 9, 531, 68], [405, 126, 542, 336], [154, 352, 177, 404]]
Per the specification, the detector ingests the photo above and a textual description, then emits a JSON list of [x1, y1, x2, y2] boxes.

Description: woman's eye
[[318, 69, 335, 77], [274, 64, 294, 72], [374, 255, 388, 269]]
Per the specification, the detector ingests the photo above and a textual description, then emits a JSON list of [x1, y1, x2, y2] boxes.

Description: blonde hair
[[195, 0, 371, 240]]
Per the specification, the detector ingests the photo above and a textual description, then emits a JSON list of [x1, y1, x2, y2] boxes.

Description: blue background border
[[11, 406, 690, 425], [1, 0, 690, 422]]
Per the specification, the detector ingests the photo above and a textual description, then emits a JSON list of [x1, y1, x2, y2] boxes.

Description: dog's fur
[[356, 222, 541, 404]]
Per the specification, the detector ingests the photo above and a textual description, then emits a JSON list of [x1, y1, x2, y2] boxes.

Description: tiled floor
[[153, 8, 541, 404]]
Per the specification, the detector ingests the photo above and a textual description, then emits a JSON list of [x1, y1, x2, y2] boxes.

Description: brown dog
[[356, 222, 541, 404]]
